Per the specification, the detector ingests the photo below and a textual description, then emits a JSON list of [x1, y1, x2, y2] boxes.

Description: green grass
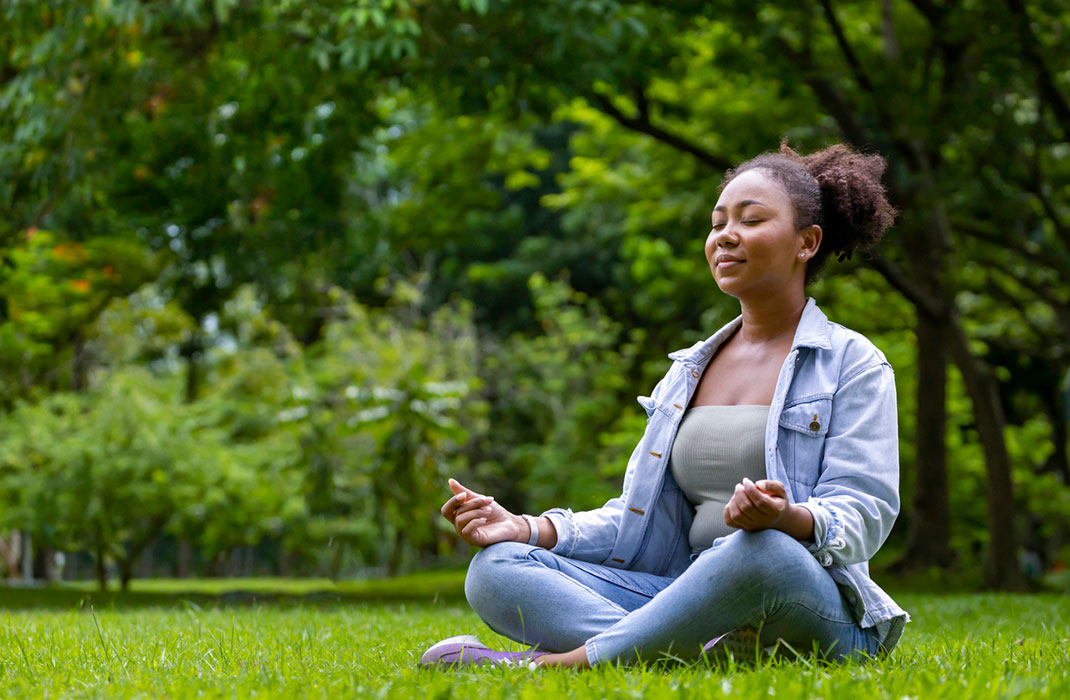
[[2, 574, 1068, 698]]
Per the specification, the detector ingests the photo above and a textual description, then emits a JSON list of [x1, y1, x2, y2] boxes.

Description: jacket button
[[690, 369, 700, 378], [809, 413, 820, 432]]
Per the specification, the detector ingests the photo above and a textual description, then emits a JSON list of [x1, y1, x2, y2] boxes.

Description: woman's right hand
[[440, 478, 525, 547]]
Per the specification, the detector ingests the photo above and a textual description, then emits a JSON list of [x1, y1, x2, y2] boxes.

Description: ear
[[799, 224, 822, 260]]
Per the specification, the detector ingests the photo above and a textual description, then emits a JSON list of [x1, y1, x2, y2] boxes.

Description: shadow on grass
[[0, 570, 469, 610]]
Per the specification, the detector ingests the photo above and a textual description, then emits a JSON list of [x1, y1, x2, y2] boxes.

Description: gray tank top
[[669, 405, 770, 553]]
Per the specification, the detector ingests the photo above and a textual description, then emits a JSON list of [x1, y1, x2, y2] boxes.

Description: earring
[[799, 253, 806, 259]]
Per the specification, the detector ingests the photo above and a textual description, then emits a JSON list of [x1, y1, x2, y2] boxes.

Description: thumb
[[448, 478, 474, 498], [756, 479, 787, 498]]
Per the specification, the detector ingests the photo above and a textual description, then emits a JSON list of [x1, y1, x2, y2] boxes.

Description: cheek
[[703, 232, 717, 261]]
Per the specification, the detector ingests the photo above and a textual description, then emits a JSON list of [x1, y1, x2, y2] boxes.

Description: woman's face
[[704, 169, 816, 300]]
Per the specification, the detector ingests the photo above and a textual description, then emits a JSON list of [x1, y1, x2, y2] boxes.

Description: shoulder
[[822, 320, 893, 387]]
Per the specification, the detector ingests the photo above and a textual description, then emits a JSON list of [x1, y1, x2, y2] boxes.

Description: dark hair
[[719, 141, 896, 285]]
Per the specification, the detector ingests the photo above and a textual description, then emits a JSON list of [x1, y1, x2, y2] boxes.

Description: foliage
[[0, 370, 210, 588], [1, 0, 1068, 586], [295, 281, 482, 575]]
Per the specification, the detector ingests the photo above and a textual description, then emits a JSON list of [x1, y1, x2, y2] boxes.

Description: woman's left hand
[[723, 477, 789, 531]]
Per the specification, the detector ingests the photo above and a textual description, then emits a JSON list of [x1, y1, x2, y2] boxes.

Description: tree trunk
[[33, 545, 57, 581], [277, 547, 291, 577], [140, 541, 154, 579], [119, 557, 134, 591], [0, 531, 21, 580], [21, 532, 33, 583], [944, 310, 1028, 590], [386, 529, 404, 578], [177, 539, 193, 578], [180, 333, 203, 403], [94, 547, 108, 592], [894, 308, 956, 571]]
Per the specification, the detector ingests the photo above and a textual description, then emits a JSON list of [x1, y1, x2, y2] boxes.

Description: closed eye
[[712, 220, 763, 230]]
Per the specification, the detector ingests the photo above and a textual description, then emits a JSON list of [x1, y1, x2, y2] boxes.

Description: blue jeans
[[464, 529, 883, 666]]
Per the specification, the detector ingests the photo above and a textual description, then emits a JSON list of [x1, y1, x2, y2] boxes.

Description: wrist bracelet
[[521, 514, 540, 546]]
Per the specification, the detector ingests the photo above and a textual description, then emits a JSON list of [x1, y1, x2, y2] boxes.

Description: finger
[[734, 483, 767, 517], [735, 481, 761, 509], [449, 478, 483, 500], [755, 479, 787, 499], [454, 503, 493, 529], [454, 496, 495, 518], [440, 491, 469, 521], [741, 478, 776, 513], [734, 490, 764, 525], [461, 516, 487, 539], [725, 500, 755, 529]]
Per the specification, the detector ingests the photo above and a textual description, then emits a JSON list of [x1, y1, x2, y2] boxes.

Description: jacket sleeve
[[796, 362, 900, 567], [539, 366, 675, 563], [540, 498, 625, 563]]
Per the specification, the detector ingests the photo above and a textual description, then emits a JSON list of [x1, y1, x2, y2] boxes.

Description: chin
[[711, 280, 736, 298], [711, 276, 744, 298]]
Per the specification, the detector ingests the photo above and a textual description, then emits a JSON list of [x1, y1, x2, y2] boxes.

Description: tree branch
[[881, 0, 900, 60], [954, 215, 1070, 278], [770, 35, 870, 148], [867, 254, 945, 319], [1029, 136, 1070, 245], [589, 92, 732, 171], [817, 0, 876, 94], [1003, 0, 1070, 136], [905, 0, 946, 25], [983, 265, 1070, 345]]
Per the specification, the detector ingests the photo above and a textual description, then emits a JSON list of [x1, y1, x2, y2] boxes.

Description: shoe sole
[[420, 635, 485, 667]]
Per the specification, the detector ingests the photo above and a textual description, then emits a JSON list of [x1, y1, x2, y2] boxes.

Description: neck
[[735, 289, 808, 346]]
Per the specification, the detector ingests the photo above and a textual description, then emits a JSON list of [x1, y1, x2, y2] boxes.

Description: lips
[[716, 255, 745, 265]]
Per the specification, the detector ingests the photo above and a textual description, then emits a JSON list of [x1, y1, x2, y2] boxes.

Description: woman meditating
[[420, 142, 909, 669]]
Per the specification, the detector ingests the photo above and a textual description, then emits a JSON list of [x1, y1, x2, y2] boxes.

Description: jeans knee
[[464, 541, 531, 615], [696, 529, 809, 584]]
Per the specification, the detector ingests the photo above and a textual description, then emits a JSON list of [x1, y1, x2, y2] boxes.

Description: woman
[[420, 142, 909, 669]]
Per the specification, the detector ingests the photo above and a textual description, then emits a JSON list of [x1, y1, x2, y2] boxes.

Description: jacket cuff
[[797, 499, 847, 567], [540, 508, 575, 557]]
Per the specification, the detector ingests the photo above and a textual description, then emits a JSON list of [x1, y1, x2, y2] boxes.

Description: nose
[[709, 223, 740, 251]]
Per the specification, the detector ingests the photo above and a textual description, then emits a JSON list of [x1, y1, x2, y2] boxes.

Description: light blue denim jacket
[[542, 297, 910, 651]]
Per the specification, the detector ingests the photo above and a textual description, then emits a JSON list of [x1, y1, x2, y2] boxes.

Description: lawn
[[1, 572, 1068, 699]]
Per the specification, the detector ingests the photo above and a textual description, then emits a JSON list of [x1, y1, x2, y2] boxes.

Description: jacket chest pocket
[[778, 396, 832, 489]]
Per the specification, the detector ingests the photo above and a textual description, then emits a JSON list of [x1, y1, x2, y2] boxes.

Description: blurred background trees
[[0, 0, 1067, 591]]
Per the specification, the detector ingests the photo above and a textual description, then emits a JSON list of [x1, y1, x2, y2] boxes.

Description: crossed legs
[[464, 529, 881, 667]]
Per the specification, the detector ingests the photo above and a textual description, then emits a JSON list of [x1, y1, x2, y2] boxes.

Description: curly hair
[[719, 141, 897, 285]]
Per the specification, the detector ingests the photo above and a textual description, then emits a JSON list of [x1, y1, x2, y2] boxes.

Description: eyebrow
[[713, 199, 768, 214]]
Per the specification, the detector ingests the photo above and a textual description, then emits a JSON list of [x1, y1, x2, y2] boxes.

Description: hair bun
[[793, 143, 896, 264]]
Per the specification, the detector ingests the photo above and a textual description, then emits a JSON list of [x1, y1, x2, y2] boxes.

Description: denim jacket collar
[[667, 297, 832, 365]]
